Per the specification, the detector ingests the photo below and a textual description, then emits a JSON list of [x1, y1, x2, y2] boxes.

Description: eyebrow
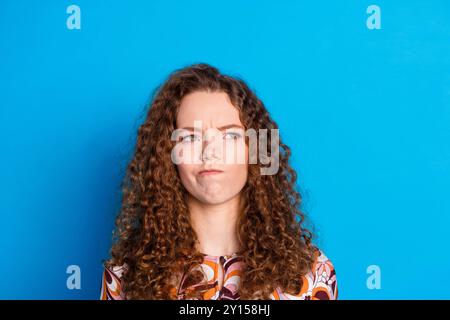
[[180, 124, 245, 131]]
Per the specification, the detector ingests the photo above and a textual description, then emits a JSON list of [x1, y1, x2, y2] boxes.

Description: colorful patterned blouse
[[100, 249, 338, 300]]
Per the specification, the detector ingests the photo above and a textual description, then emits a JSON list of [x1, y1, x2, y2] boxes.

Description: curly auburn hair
[[104, 63, 317, 299]]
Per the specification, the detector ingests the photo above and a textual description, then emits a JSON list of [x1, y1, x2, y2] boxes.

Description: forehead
[[176, 91, 242, 128]]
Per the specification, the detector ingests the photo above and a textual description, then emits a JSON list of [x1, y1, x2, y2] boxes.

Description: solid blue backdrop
[[1, 0, 449, 299]]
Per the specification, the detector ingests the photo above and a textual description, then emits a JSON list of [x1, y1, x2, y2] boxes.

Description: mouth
[[198, 169, 223, 176]]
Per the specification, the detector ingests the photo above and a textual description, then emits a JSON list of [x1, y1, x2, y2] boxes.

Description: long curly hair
[[104, 63, 317, 299]]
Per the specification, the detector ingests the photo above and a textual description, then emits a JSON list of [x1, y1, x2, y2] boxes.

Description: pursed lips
[[198, 169, 223, 176]]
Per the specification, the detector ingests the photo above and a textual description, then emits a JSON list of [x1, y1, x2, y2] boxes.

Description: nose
[[201, 130, 221, 162]]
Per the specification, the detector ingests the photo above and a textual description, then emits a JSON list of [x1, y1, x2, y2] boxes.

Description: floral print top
[[100, 249, 338, 300]]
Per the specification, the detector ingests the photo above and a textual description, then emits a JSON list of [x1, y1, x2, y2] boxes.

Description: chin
[[196, 194, 231, 205]]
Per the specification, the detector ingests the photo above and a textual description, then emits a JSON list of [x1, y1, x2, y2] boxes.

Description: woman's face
[[174, 91, 248, 205]]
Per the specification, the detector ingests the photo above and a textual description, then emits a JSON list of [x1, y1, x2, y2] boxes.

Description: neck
[[188, 194, 243, 257]]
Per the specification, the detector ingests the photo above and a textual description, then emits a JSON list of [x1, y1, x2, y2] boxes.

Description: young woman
[[100, 63, 338, 300]]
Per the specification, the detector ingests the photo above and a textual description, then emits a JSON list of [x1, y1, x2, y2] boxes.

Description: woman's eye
[[180, 134, 200, 142], [224, 132, 242, 140]]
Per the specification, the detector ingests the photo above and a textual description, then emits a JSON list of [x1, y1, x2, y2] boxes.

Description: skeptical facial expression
[[174, 91, 248, 205]]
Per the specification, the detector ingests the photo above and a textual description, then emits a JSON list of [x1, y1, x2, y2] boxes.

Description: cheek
[[221, 143, 248, 192], [177, 164, 195, 188], [222, 139, 248, 165], [225, 164, 248, 190], [173, 142, 203, 165]]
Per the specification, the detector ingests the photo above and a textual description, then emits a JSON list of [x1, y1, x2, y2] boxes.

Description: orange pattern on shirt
[[100, 249, 338, 300]]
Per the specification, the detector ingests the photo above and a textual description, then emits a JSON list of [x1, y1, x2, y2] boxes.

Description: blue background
[[1, 0, 449, 299]]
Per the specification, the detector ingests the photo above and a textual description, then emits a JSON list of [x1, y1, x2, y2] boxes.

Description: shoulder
[[100, 264, 127, 300], [272, 248, 338, 300], [310, 249, 338, 299]]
